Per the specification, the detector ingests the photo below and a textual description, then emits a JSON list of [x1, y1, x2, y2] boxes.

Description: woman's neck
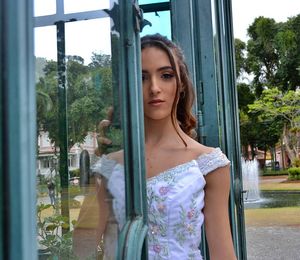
[[144, 117, 185, 147]]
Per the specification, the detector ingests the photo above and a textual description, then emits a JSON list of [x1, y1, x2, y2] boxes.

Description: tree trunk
[[283, 124, 297, 162]]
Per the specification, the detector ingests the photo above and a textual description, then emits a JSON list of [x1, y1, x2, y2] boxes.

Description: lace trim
[[196, 148, 230, 175], [91, 155, 117, 179], [91, 148, 230, 179]]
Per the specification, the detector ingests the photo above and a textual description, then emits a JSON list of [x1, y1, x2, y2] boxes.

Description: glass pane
[[139, 0, 169, 4], [64, 0, 110, 14], [141, 11, 171, 39], [34, 0, 56, 17], [65, 19, 111, 64], [34, 26, 57, 62], [35, 2, 124, 259]]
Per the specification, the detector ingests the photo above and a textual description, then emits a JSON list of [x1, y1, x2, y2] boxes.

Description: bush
[[69, 168, 80, 178], [37, 204, 78, 259], [292, 158, 300, 167], [261, 169, 288, 176], [288, 167, 300, 180]]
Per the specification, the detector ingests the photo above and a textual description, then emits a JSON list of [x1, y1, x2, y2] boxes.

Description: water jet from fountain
[[242, 158, 261, 202]]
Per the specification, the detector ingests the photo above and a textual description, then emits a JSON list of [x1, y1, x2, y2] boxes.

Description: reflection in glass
[[34, 26, 57, 63], [141, 11, 171, 39], [65, 18, 111, 65], [139, 0, 169, 5], [70, 18, 124, 257], [35, 3, 124, 258], [34, 0, 56, 16], [64, 0, 110, 14]]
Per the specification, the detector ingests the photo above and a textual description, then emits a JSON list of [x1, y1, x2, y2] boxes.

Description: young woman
[[91, 34, 236, 259]]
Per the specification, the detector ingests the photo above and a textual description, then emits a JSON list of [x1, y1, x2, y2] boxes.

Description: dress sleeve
[[196, 148, 230, 176], [91, 155, 117, 180]]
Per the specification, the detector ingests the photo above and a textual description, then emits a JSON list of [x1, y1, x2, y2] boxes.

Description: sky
[[34, 0, 300, 64], [232, 0, 300, 41]]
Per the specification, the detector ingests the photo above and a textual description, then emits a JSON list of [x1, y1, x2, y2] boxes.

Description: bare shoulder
[[106, 149, 124, 165], [185, 136, 215, 157]]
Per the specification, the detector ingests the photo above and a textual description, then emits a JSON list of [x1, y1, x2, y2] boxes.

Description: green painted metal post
[[193, 0, 221, 147], [213, 0, 247, 258], [0, 0, 37, 259], [0, 4, 4, 259], [171, 0, 196, 86], [117, 1, 148, 258], [56, 21, 70, 232]]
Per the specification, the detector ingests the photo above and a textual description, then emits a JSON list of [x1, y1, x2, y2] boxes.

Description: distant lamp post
[[50, 155, 58, 180], [50, 155, 59, 199]]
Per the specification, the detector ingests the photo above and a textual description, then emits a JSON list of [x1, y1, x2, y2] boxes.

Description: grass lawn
[[246, 177, 300, 227], [260, 182, 300, 191], [259, 176, 300, 191], [245, 207, 300, 227]]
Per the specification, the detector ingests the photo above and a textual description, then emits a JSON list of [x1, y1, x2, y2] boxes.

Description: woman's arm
[[203, 165, 237, 260], [95, 176, 110, 245], [72, 176, 109, 259]]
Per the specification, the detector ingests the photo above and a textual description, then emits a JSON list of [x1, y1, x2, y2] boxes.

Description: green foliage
[[237, 83, 255, 112], [88, 53, 111, 68], [245, 15, 300, 93], [246, 17, 279, 95], [36, 53, 113, 150], [261, 168, 288, 176], [234, 39, 247, 79], [239, 109, 282, 158], [37, 204, 78, 259], [292, 158, 300, 167], [236, 14, 300, 158], [287, 167, 300, 180], [248, 87, 300, 161], [99, 126, 123, 155], [69, 169, 80, 178]]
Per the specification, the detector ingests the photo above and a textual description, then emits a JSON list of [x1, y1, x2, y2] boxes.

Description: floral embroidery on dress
[[147, 162, 196, 259], [173, 189, 202, 246], [92, 148, 230, 260]]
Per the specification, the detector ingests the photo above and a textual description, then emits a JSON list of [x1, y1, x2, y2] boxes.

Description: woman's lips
[[149, 99, 165, 106]]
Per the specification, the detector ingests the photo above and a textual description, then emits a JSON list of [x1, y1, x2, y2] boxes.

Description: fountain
[[242, 159, 261, 202]]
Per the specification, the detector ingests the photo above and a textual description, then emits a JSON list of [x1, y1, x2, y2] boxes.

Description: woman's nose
[[149, 77, 161, 95]]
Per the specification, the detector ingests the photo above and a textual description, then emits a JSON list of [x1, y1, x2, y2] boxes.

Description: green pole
[[56, 21, 70, 233]]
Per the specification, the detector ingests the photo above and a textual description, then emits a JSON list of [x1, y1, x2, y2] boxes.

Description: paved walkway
[[246, 226, 300, 260], [246, 175, 300, 260]]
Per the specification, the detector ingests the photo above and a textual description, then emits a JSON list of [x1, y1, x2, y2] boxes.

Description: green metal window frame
[[212, 0, 247, 258], [35, 0, 149, 258], [139, 1, 247, 259], [1, 0, 37, 260], [0, 0, 247, 259]]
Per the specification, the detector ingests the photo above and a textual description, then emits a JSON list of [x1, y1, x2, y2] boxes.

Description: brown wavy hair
[[141, 34, 196, 146]]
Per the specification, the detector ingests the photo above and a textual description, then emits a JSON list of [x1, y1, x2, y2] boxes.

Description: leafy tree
[[248, 88, 300, 161], [88, 52, 111, 68], [246, 15, 300, 94], [246, 17, 279, 96], [37, 55, 113, 150], [275, 15, 300, 90], [237, 14, 300, 160], [234, 39, 247, 79]]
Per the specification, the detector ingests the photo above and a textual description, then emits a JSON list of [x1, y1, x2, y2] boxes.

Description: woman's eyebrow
[[157, 66, 174, 71], [142, 66, 174, 74]]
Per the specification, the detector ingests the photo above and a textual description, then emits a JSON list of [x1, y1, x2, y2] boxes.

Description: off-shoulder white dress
[[92, 148, 230, 260]]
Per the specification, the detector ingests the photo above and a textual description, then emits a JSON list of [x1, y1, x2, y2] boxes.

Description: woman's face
[[142, 47, 178, 122]]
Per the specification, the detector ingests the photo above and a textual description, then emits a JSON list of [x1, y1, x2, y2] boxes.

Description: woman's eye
[[161, 73, 174, 80]]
